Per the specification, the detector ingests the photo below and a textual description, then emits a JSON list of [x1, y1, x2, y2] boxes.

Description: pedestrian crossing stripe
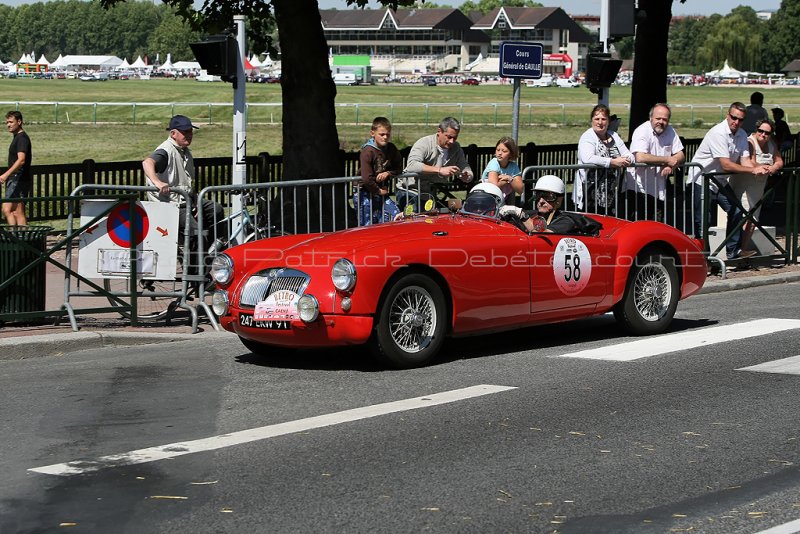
[[737, 355, 800, 376], [555, 318, 800, 361]]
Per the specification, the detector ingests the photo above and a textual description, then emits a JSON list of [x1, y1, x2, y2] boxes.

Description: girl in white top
[[730, 118, 783, 254]]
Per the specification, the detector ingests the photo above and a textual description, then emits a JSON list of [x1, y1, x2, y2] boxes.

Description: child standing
[[356, 117, 402, 225], [482, 136, 522, 206]]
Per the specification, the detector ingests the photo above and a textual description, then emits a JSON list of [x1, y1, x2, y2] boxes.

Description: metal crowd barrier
[[3, 164, 798, 329], [61, 185, 212, 332]]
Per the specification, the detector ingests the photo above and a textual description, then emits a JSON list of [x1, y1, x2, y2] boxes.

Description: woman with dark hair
[[573, 104, 634, 216], [730, 118, 783, 254]]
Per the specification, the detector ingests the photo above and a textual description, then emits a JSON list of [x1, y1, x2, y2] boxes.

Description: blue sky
[[0, 0, 784, 16]]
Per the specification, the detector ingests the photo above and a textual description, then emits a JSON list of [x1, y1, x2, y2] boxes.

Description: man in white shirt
[[625, 103, 685, 222], [687, 102, 769, 259]]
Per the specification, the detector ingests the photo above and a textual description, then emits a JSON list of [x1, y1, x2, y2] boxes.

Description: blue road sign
[[499, 42, 544, 79]]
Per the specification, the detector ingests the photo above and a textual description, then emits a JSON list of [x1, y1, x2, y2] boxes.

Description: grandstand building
[[321, 6, 591, 78]]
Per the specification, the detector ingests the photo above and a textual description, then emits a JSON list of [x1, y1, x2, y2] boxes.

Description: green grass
[[2, 78, 800, 164]]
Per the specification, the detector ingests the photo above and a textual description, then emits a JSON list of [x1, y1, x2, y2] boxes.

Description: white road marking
[[29, 384, 517, 477], [737, 355, 800, 376], [557, 319, 800, 361], [752, 517, 800, 534]]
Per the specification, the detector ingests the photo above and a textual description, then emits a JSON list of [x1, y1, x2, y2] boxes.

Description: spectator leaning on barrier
[[1, 111, 32, 226], [742, 91, 768, 136], [687, 102, 769, 260], [573, 104, 634, 217], [771, 107, 793, 152], [624, 103, 685, 222], [482, 136, 522, 206], [355, 116, 402, 225], [142, 115, 224, 251], [400, 116, 473, 211], [733, 118, 783, 254]]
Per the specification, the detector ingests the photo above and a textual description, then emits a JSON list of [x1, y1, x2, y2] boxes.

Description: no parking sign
[[78, 200, 179, 280]]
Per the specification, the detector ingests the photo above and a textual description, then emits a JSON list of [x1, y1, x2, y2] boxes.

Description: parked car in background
[[461, 78, 480, 85], [526, 74, 554, 87], [556, 77, 580, 88], [423, 77, 437, 86]]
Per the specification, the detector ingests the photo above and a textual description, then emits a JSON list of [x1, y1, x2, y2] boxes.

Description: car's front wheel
[[613, 250, 679, 335], [370, 273, 447, 369]]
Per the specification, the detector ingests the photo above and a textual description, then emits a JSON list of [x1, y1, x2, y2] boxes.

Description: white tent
[[172, 60, 201, 71], [464, 53, 483, 71], [50, 54, 66, 68], [158, 53, 174, 71], [115, 58, 131, 71], [261, 53, 272, 68], [130, 55, 147, 69], [17, 53, 31, 64], [36, 54, 49, 66], [706, 59, 744, 79], [249, 54, 262, 68]]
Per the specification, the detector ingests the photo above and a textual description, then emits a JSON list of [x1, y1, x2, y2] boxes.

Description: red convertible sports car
[[210, 206, 707, 368]]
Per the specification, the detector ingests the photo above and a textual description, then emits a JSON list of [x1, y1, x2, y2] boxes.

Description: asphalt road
[[2, 282, 799, 534]]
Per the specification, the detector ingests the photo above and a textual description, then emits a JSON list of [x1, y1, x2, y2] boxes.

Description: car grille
[[239, 268, 310, 307]]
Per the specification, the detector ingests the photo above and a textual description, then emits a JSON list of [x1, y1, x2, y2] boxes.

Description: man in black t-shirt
[[1, 111, 32, 225]]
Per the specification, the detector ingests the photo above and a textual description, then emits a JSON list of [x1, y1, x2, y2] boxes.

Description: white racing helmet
[[534, 175, 565, 195], [463, 182, 504, 217]]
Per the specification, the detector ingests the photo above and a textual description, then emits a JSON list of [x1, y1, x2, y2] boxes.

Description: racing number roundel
[[107, 203, 149, 248], [553, 238, 592, 296]]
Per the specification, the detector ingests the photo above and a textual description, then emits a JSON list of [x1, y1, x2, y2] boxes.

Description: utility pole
[[231, 15, 247, 240], [599, 0, 611, 107]]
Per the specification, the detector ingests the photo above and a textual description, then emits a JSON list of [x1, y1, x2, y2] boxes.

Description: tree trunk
[[273, 0, 351, 232], [629, 0, 673, 134]]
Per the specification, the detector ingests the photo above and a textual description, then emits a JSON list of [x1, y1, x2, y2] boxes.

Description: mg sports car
[[210, 208, 707, 369]]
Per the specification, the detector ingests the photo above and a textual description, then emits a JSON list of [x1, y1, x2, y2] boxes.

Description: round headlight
[[331, 259, 356, 292], [297, 294, 319, 323], [211, 290, 229, 316], [210, 254, 233, 285]]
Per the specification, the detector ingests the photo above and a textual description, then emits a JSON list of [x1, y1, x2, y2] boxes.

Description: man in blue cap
[[143, 115, 224, 255]]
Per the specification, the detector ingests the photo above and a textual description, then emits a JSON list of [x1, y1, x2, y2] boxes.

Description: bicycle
[[103, 191, 289, 321]]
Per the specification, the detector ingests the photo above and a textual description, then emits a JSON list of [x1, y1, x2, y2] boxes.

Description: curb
[[0, 331, 236, 361], [699, 271, 800, 294]]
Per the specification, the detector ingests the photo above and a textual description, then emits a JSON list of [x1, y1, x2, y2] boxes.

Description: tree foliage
[[458, 0, 542, 16], [694, 6, 766, 72], [761, 0, 800, 72], [0, 0, 200, 62], [667, 15, 721, 71]]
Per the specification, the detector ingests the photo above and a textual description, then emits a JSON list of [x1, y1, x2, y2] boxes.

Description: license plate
[[239, 313, 290, 330]]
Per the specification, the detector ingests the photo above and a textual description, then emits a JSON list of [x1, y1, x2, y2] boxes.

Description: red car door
[[528, 231, 617, 317]]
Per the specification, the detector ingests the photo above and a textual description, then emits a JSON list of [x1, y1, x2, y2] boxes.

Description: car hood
[[228, 213, 515, 270]]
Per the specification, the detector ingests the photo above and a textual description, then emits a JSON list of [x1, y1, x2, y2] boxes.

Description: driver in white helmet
[[462, 182, 504, 217], [499, 175, 579, 234]]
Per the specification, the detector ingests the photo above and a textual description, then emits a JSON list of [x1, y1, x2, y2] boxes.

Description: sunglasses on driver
[[535, 191, 560, 203]]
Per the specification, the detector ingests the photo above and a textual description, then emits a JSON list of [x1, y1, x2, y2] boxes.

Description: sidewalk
[[1, 235, 799, 360]]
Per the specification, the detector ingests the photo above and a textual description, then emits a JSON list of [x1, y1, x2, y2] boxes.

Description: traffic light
[[609, 0, 636, 38], [190, 35, 238, 83], [586, 53, 623, 94]]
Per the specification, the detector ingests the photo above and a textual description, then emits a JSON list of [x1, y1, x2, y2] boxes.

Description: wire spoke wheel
[[633, 263, 672, 322], [388, 286, 437, 353], [370, 273, 447, 368], [614, 251, 679, 335]]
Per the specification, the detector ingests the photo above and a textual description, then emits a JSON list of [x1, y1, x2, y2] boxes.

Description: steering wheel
[[529, 215, 547, 232], [499, 212, 529, 232]]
